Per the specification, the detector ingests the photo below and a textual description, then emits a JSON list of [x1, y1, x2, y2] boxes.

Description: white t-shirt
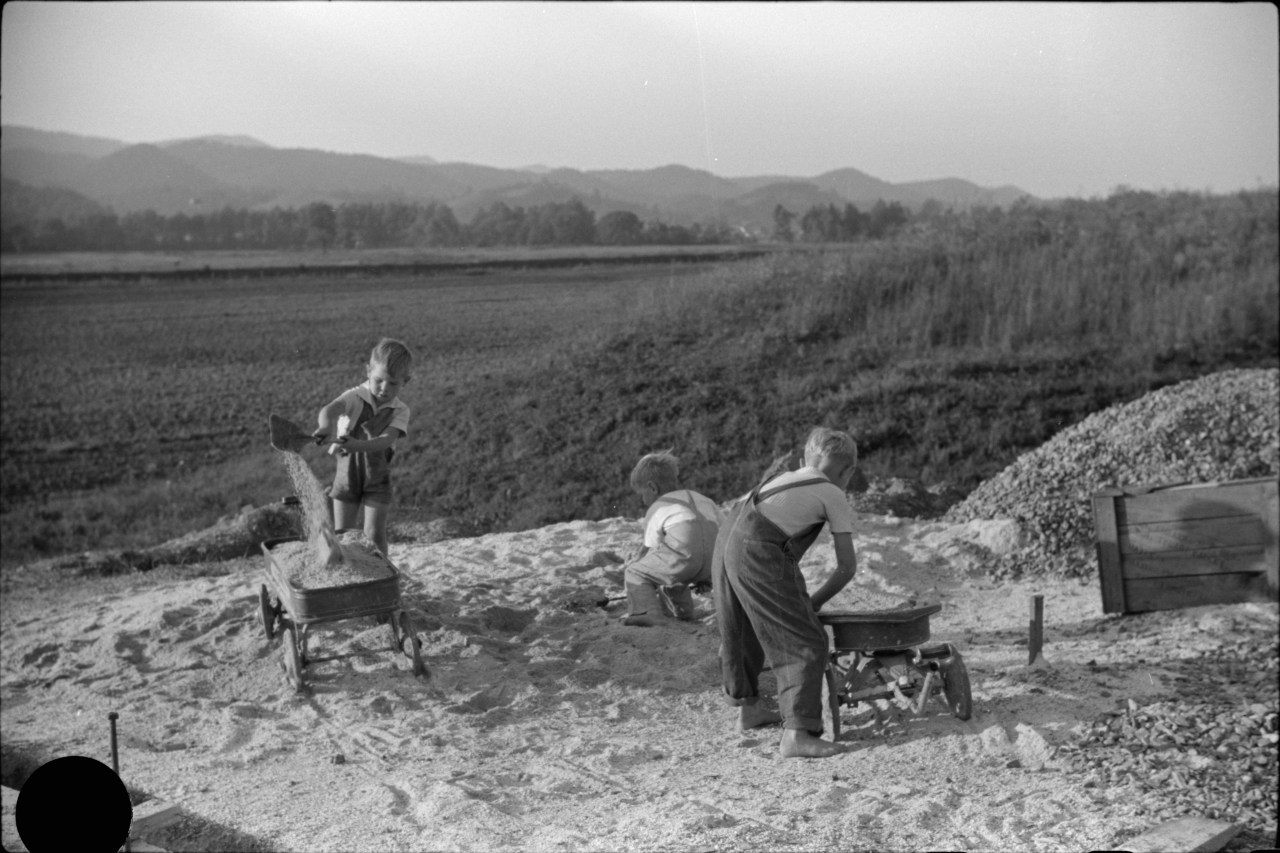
[[643, 489, 723, 553], [336, 385, 410, 438], [754, 466, 855, 538]]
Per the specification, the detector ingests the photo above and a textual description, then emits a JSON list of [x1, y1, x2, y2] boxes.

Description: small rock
[[331, 753, 346, 765]]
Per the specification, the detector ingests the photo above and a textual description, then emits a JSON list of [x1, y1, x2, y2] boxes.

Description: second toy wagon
[[820, 603, 972, 740]]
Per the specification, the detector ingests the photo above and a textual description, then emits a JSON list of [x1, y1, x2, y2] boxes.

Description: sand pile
[[946, 368, 1280, 579], [3, 384, 1277, 851], [3, 508, 1276, 851]]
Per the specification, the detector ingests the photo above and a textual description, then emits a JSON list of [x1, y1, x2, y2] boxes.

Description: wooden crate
[[1092, 477, 1279, 613]]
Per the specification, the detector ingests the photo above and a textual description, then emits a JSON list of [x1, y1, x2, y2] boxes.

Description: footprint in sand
[[216, 722, 255, 754], [20, 643, 60, 669], [229, 703, 284, 721], [113, 632, 154, 671], [603, 741, 665, 768], [381, 782, 415, 818]]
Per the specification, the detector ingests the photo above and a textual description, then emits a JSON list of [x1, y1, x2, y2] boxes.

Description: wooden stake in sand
[[1028, 594, 1045, 665]]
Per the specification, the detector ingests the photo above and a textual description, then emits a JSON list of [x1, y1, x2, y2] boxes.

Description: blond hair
[[630, 450, 679, 492], [370, 337, 413, 380], [803, 427, 857, 467]]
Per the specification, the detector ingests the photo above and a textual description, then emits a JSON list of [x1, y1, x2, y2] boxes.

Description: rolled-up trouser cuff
[[783, 716, 824, 734]]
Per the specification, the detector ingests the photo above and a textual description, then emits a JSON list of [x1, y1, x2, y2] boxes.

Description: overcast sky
[[2, 1, 1276, 199]]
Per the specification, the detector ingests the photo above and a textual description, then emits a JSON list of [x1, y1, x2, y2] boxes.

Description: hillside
[[1, 189, 1272, 570], [0, 124, 128, 158], [1, 125, 1036, 228], [0, 178, 107, 228]]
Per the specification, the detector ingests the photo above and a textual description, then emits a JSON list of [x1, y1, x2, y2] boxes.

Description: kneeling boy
[[622, 451, 722, 627]]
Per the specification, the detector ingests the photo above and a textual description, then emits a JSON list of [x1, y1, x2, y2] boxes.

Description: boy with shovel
[[311, 338, 413, 557]]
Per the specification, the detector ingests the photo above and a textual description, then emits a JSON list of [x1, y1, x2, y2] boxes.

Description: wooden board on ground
[[1092, 477, 1279, 613], [1120, 816, 1240, 852], [2, 785, 25, 853], [131, 798, 182, 839], [128, 841, 170, 852], [1, 786, 177, 852]]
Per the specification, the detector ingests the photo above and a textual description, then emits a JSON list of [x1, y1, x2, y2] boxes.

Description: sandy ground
[[2, 512, 1276, 852]]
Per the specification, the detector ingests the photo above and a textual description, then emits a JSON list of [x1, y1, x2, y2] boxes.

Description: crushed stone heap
[[946, 368, 1279, 579]]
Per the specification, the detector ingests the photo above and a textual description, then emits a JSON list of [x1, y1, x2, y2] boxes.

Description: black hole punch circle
[[15, 755, 132, 853]]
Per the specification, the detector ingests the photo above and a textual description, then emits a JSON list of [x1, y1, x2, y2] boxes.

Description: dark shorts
[[330, 455, 393, 506]]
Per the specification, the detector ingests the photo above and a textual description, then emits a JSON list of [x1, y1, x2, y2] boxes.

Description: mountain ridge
[[2, 125, 1034, 230]]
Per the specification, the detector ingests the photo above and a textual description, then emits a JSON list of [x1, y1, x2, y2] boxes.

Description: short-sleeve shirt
[[755, 466, 855, 538], [643, 489, 723, 553], [335, 385, 410, 439]]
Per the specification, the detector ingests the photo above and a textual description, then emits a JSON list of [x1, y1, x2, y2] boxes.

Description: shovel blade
[[313, 525, 343, 569], [269, 414, 315, 453]]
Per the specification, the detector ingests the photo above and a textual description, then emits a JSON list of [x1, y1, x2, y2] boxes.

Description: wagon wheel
[[823, 662, 842, 742], [939, 645, 972, 720], [281, 623, 306, 693], [397, 611, 429, 679], [258, 584, 276, 641]]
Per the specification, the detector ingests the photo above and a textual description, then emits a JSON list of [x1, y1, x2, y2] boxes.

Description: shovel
[[313, 524, 344, 569], [269, 414, 321, 453]]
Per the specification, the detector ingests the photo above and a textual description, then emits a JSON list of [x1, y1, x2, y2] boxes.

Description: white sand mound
[[2, 513, 1274, 852]]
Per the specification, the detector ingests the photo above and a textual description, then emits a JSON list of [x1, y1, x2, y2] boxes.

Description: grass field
[[0, 244, 761, 277], [0, 259, 720, 561], [3, 190, 1276, 567]]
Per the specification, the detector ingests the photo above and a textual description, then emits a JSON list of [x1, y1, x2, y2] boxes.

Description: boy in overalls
[[621, 451, 722, 627], [713, 427, 859, 759], [313, 338, 412, 557]]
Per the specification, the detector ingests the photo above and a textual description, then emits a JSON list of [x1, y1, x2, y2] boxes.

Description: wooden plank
[[1093, 494, 1126, 613], [1120, 816, 1239, 852], [130, 799, 181, 838], [1116, 479, 1275, 526], [1263, 480, 1279, 596], [1119, 514, 1265, 554], [2, 785, 26, 853], [128, 842, 170, 853], [1120, 545, 1268, 580], [1123, 572, 1270, 613]]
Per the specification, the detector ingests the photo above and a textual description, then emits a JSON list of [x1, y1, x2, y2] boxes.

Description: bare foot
[[739, 704, 782, 730], [779, 728, 844, 758], [621, 613, 657, 627]]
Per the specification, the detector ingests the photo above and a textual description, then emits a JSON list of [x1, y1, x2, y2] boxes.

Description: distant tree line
[[0, 192, 915, 253], [773, 200, 910, 242]]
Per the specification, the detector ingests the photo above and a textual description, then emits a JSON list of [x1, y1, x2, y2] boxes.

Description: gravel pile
[[1058, 628, 1279, 837], [946, 368, 1280, 579]]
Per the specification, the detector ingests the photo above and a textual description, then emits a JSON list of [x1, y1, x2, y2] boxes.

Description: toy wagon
[[820, 603, 972, 741], [257, 535, 428, 691]]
